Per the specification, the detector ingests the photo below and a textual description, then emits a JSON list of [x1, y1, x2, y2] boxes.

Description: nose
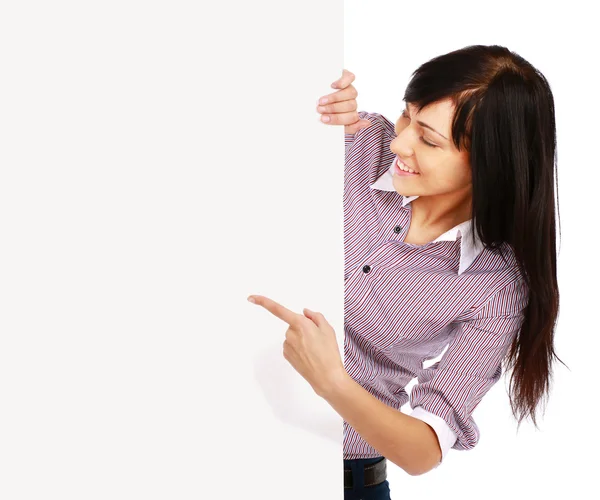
[[390, 129, 414, 159]]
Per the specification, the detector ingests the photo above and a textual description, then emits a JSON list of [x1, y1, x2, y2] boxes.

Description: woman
[[248, 44, 563, 499]]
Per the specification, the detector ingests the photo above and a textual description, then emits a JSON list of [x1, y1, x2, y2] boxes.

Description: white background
[[0, 1, 596, 498]]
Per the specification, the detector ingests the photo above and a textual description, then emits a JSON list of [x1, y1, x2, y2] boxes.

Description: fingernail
[[247, 296, 256, 304], [331, 82, 337, 88], [321, 116, 330, 123], [320, 97, 329, 105]]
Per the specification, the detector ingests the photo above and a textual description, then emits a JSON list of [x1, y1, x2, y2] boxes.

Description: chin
[[392, 179, 417, 195], [394, 188, 415, 196]]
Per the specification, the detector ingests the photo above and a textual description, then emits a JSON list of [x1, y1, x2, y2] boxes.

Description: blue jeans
[[344, 457, 392, 500]]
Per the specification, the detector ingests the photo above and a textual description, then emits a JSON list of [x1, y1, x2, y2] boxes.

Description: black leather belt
[[344, 457, 387, 489]]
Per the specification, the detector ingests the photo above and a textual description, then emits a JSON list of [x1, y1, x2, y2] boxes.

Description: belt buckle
[[344, 457, 387, 489]]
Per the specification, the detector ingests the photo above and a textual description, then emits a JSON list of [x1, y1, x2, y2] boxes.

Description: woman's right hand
[[316, 69, 373, 135]]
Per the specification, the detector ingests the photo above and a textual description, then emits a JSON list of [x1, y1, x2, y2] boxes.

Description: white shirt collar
[[369, 158, 485, 275]]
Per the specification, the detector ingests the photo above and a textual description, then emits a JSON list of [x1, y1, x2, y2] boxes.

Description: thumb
[[303, 308, 325, 327], [345, 120, 373, 135]]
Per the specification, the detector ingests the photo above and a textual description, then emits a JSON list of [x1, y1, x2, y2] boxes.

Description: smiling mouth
[[395, 158, 420, 175]]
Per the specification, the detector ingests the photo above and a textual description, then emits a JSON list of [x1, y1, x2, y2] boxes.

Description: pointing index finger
[[248, 295, 300, 326]]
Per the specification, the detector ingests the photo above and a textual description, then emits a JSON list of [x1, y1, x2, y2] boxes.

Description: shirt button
[[362, 265, 371, 273], [394, 225, 402, 233]]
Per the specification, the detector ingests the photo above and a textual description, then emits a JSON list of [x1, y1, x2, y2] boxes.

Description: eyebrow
[[404, 103, 449, 141]]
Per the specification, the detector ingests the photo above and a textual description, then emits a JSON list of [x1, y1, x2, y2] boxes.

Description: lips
[[396, 157, 420, 174]]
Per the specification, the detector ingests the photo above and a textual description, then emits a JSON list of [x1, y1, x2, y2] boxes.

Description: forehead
[[400, 100, 455, 136], [405, 99, 455, 119]]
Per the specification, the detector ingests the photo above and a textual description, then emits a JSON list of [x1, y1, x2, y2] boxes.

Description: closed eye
[[420, 137, 437, 148]]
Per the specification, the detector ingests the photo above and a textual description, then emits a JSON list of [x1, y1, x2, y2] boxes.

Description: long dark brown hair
[[403, 44, 566, 429]]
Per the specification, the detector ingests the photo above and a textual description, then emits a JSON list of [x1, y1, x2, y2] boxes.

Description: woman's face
[[390, 99, 472, 198]]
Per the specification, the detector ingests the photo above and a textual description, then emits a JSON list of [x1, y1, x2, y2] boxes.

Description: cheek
[[459, 163, 472, 183], [426, 160, 471, 187], [445, 164, 472, 185]]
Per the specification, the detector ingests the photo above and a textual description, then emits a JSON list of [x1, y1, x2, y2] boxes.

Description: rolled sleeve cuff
[[410, 406, 458, 465]]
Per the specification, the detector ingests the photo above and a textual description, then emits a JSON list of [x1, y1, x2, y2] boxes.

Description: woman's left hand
[[248, 294, 347, 398]]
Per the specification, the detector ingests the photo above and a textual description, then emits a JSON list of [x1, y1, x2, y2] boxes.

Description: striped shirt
[[343, 111, 529, 465]]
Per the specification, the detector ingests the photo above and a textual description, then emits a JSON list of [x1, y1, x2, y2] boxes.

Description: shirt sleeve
[[409, 407, 457, 466], [344, 111, 397, 192], [344, 131, 355, 150], [344, 110, 369, 151], [408, 277, 528, 458], [344, 111, 394, 153]]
